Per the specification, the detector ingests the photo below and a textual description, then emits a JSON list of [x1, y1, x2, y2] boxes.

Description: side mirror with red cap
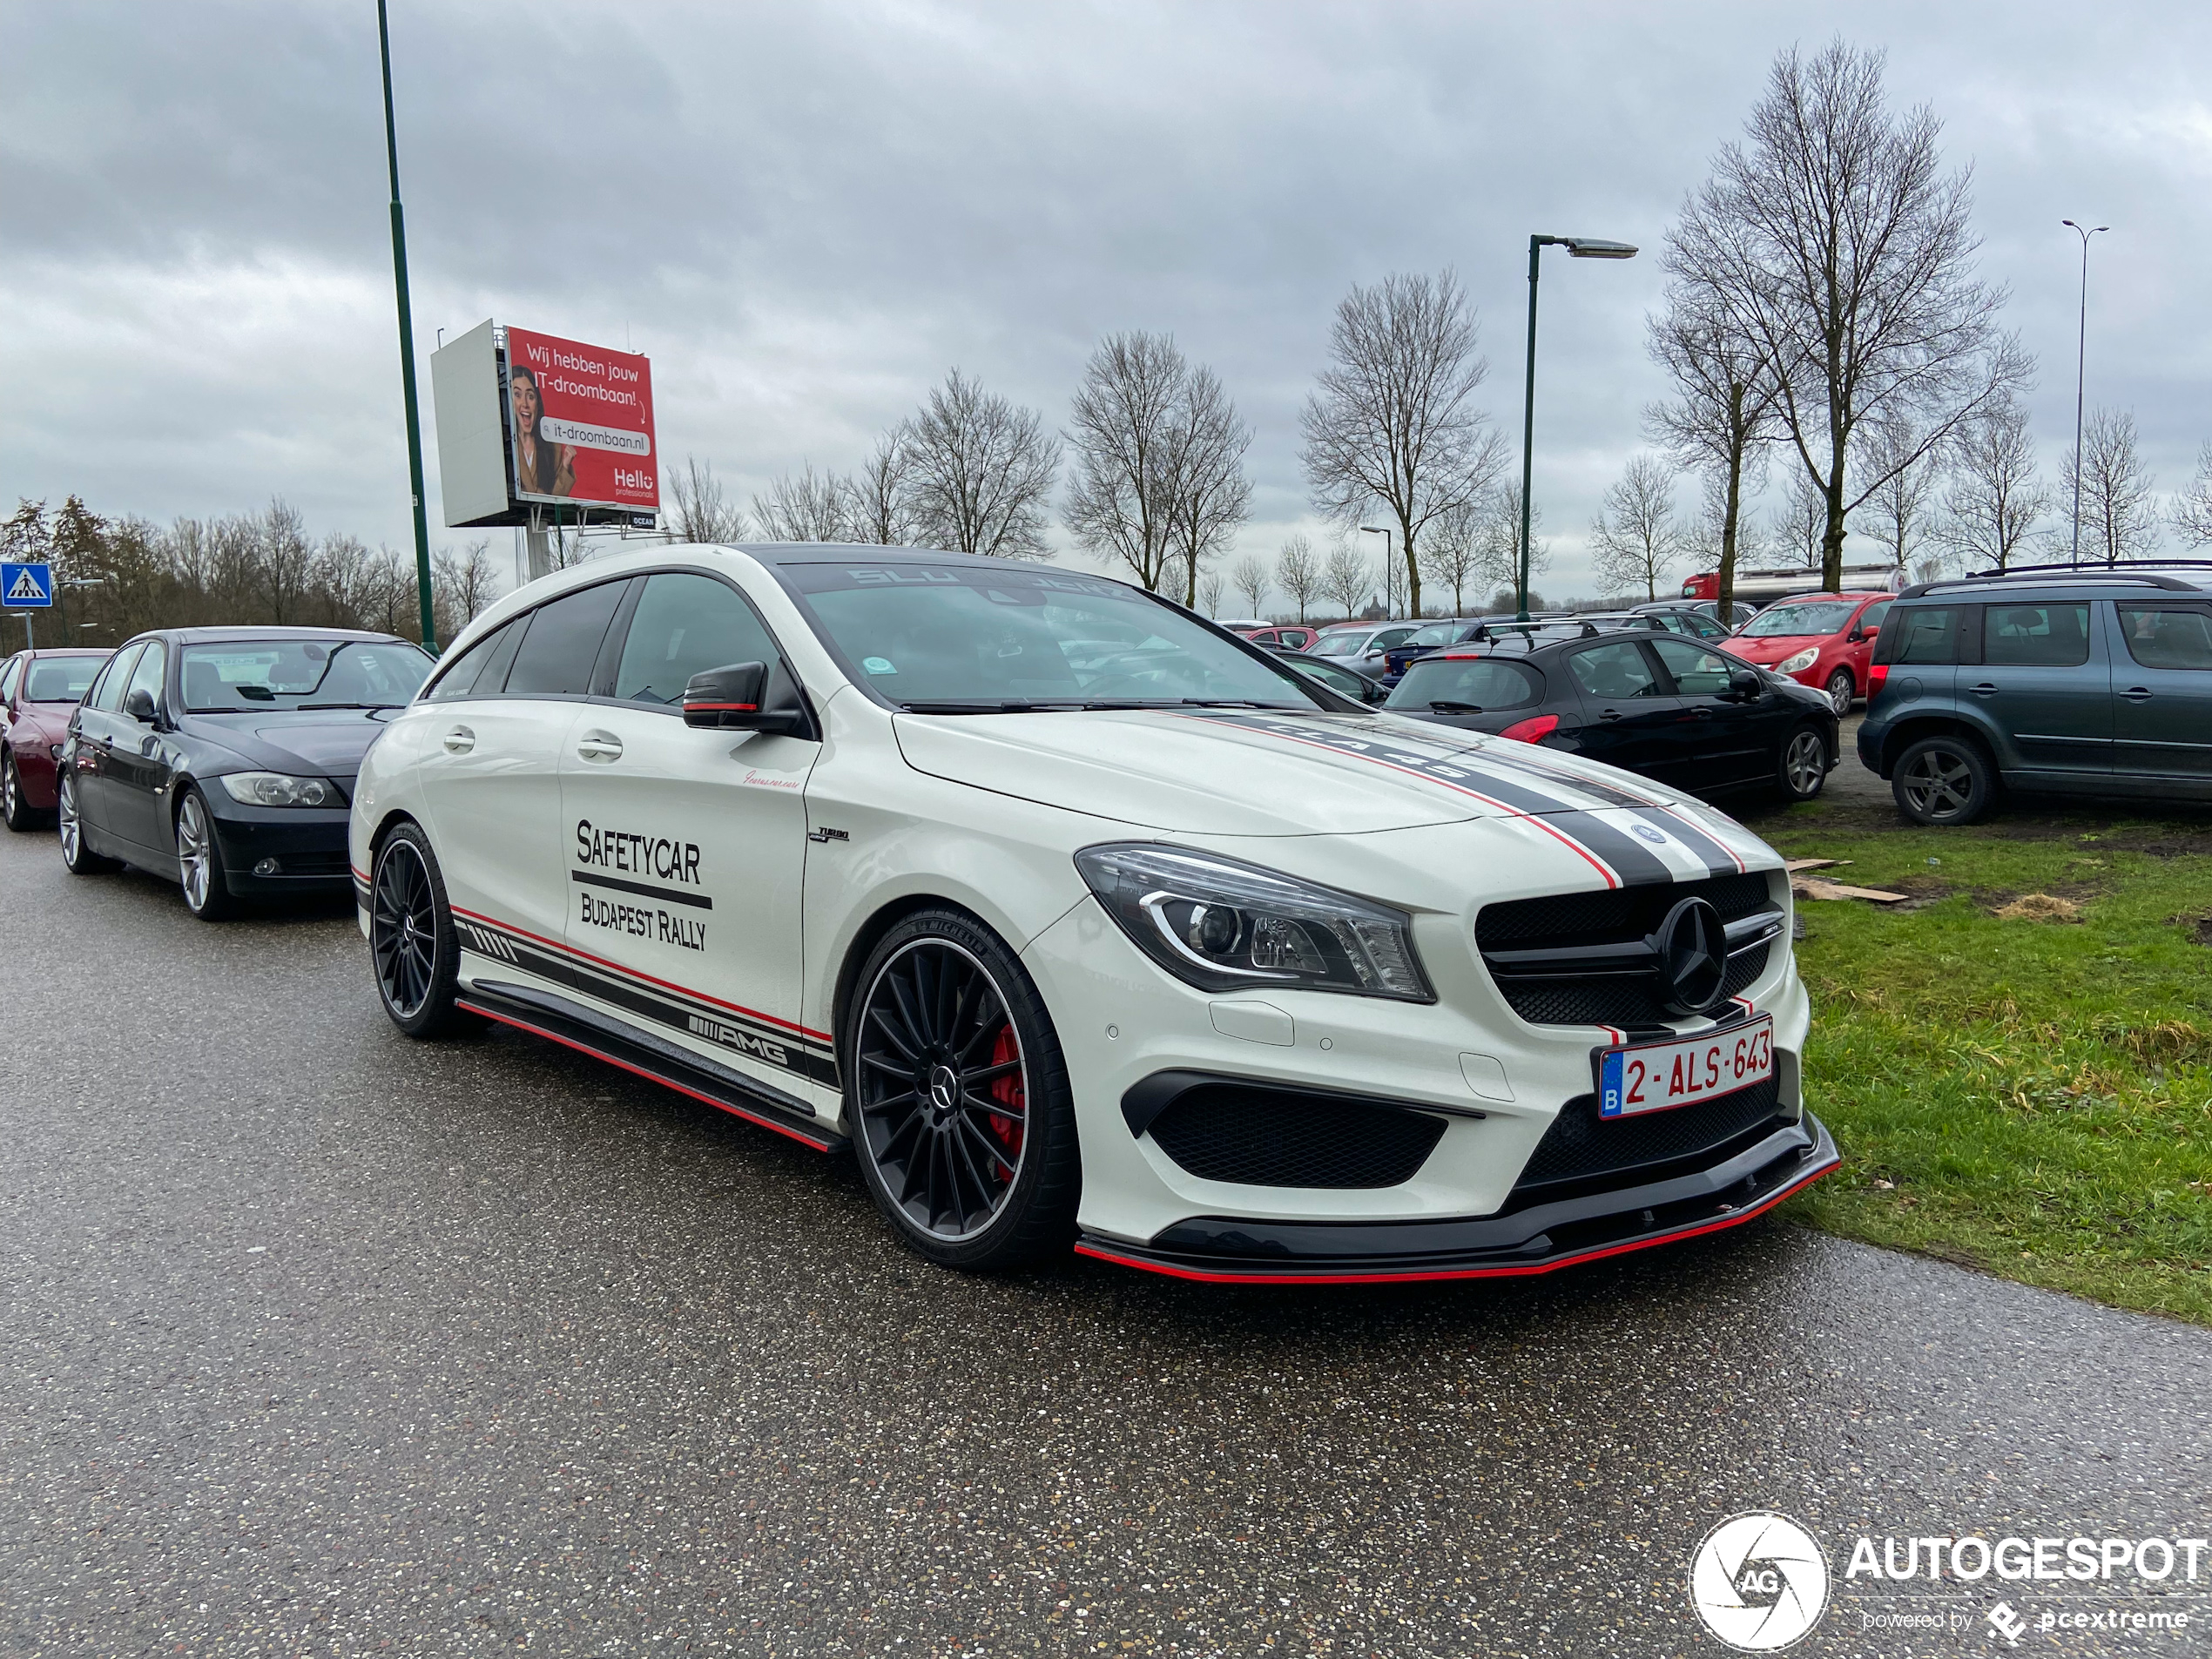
[[682, 662, 813, 738]]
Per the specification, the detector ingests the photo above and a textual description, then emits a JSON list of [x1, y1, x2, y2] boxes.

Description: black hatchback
[[1383, 629, 1838, 800], [58, 627, 434, 919]]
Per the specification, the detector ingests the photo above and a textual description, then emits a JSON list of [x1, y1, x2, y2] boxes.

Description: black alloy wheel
[[369, 822, 479, 1038], [1824, 668, 1856, 715], [57, 772, 118, 873], [1777, 725, 1828, 801], [176, 786, 243, 921], [847, 910, 1079, 1270], [2, 751, 34, 831], [1892, 734, 1995, 826]]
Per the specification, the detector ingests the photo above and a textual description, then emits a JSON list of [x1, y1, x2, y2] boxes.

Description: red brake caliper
[[986, 1024, 1025, 1175]]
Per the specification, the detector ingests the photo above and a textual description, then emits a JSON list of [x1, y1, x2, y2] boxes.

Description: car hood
[[892, 706, 1722, 839], [175, 710, 395, 779], [1728, 634, 1830, 664]]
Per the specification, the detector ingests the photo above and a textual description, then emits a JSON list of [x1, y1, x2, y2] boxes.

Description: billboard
[[502, 327, 658, 514]]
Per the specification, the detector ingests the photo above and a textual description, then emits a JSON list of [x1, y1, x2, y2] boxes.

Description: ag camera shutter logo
[[1689, 1512, 1831, 1650]]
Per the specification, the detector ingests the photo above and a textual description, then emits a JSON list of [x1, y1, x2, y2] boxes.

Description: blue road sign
[[2, 563, 54, 608]]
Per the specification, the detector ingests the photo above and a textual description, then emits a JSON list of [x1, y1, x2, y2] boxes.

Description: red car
[[1723, 592, 1893, 714], [1238, 624, 1318, 651], [0, 648, 110, 830]]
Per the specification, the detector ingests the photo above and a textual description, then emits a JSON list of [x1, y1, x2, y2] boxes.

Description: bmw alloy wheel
[[371, 837, 439, 1020], [853, 938, 1029, 1243], [177, 792, 215, 911], [1784, 729, 1826, 797], [57, 772, 86, 865]]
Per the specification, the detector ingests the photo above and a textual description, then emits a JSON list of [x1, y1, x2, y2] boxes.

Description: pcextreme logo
[[1689, 1512, 1832, 1651]]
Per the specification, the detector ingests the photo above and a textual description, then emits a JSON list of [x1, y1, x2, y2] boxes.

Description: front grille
[[1148, 1083, 1447, 1190], [1476, 872, 1779, 1028], [275, 851, 351, 877], [1508, 1075, 1784, 1200]]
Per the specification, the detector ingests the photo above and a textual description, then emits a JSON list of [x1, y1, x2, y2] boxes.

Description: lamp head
[[1562, 238, 1638, 260]]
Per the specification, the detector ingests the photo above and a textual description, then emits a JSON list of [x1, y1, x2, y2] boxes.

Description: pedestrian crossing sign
[[1, 562, 54, 608]]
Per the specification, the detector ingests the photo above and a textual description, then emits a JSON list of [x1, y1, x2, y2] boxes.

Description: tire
[[175, 786, 244, 921], [844, 908, 1081, 1271], [57, 771, 119, 873], [368, 821, 482, 1039], [1892, 733, 1996, 826], [1824, 668, 1855, 715], [1777, 725, 1828, 801], [2, 751, 37, 831]]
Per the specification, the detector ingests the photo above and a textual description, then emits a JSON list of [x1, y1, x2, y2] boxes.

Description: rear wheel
[[1777, 725, 1828, 801], [1824, 668, 1855, 715], [369, 822, 481, 1038], [1892, 733, 1995, 826], [2, 751, 36, 831], [57, 772, 118, 873], [846, 909, 1080, 1271], [176, 787, 243, 921]]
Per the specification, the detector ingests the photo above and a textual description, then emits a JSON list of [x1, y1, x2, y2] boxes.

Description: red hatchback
[[0, 648, 111, 830], [1724, 592, 1893, 714]]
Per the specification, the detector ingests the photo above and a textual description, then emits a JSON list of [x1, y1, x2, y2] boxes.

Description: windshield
[[180, 639, 435, 711], [1309, 631, 1369, 658], [1400, 623, 1453, 650], [783, 561, 1323, 711], [1740, 602, 1857, 637], [25, 656, 104, 701]]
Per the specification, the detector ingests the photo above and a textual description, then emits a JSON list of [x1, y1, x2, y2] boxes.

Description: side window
[[1568, 641, 1664, 700], [1649, 637, 1734, 697], [1372, 628, 1414, 651], [1878, 605, 1964, 665], [89, 644, 144, 712], [1857, 600, 1892, 637], [504, 581, 630, 698], [424, 619, 519, 703], [1984, 603, 2090, 667], [2116, 605, 2212, 672], [125, 640, 168, 712], [614, 573, 783, 706], [0, 657, 20, 701]]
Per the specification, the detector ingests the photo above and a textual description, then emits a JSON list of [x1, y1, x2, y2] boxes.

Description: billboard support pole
[[377, 0, 438, 651]]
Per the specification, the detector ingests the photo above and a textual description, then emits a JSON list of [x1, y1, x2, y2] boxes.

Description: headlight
[[1075, 844, 1433, 1001], [218, 772, 344, 807], [1776, 648, 1820, 674]]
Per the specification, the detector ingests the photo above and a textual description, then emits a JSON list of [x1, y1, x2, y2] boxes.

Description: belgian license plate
[[1597, 1017, 1773, 1118]]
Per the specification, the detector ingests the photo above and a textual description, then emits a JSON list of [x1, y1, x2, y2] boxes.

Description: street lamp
[[2061, 220, 2108, 563], [1516, 234, 1637, 620], [377, 0, 437, 650], [1359, 525, 1393, 617]]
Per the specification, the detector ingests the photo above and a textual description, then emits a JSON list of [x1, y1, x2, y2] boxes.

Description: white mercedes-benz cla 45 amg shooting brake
[[350, 545, 1836, 1281]]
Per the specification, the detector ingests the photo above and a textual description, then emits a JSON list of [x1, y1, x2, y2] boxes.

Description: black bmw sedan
[[1383, 627, 1838, 801], [58, 627, 434, 920]]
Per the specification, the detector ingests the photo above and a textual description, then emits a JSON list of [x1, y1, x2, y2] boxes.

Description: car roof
[[1897, 563, 2212, 601], [129, 624, 412, 644]]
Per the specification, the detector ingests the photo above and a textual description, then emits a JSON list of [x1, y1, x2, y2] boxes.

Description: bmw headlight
[[219, 772, 345, 807], [1075, 844, 1433, 1001], [1776, 647, 1820, 674]]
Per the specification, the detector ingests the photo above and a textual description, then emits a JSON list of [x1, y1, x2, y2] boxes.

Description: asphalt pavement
[[2, 817, 2207, 1658]]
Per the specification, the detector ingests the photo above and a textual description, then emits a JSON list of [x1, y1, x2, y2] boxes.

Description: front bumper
[[1078, 1111, 1837, 1283], [205, 799, 354, 894]]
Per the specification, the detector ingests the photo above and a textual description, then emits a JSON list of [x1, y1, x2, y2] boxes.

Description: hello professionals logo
[[1690, 1513, 1831, 1650]]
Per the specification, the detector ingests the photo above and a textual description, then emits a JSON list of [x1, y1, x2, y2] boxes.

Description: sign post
[[2, 561, 53, 651]]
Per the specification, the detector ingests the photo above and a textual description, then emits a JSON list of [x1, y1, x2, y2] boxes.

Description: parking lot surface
[[2, 824, 2207, 1657]]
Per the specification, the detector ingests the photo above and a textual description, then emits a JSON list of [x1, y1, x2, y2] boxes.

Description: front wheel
[[57, 772, 119, 873], [176, 786, 243, 921], [2, 751, 37, 831], [1892, 734, 1996, 826], [1777, 725, 1828, 801], [1824, 668, 1855, 715], [369, 822, 481, 1039], [846, 909, 1081, 1271]]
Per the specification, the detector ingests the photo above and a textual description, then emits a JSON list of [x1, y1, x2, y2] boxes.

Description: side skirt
[[458, 980, 847, 1154]]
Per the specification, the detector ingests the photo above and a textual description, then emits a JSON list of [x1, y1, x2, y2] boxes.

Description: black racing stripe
[[1483, 750, 1656, 808], [1629, 807, 1742, 880], [1533, 810, 1676, 887]]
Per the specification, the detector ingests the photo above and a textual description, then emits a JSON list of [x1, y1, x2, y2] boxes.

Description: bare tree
[[1299, 270, 1508, 616], [1230, 554, 1271, 616], [1937, 398, 2050, 573], [1850, 421, 1941, 577], [1669, 40, 2026, 590], [1588, 455, 1688, 601], [1684, 474, 1770, 572], [1645, 287, 1782, 612], [900, 369, 1060, 558], [1476, 482, 1550, 601], [668, 456, 750, 543], [1163, 364, 1255, 608], [1064, 331, 1185, 590], [1275, 533, 1320, 621], [842, 429, 916, 546], [2063, 408, 2159, 566], [1319, 539, 1370, 618], [1782, 471, 1830, 569], [752, 463, 852, 543], [258, 497, 315, 624], [1419, 497, 1484, 615], [2169, 442, 2212, 550], [1198, 572, 1224, 618], [435, 539, 498, 624]]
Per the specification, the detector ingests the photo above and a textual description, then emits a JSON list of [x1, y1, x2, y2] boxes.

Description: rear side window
[[1876, 605, 1966, 664], [613, 573, 783, 706], [1568, 641, 1664, 699], [2117, 605, 2212, 671], [1385, 658, 1541, 711], [504, 581, 629, 698], [89, 644, 144, 712], [1984, 603, 2089, 667]]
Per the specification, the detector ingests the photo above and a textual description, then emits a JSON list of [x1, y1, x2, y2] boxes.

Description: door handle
[[577, 732, 624, 763], [1692, 706, 1714, 719], [1599, 710, 1622, 722], [1968, 682, 2000, 697], [2121, 686, 2153, 703], [442, 725, 475, 754]]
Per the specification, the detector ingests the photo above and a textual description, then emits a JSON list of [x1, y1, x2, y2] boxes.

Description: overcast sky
[[5, 0, 2209, 608]]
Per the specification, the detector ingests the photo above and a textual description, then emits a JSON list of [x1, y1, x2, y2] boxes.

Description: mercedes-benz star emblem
[[927, 1066, 960, 1116], [1653, 895, 1728, 1015]]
